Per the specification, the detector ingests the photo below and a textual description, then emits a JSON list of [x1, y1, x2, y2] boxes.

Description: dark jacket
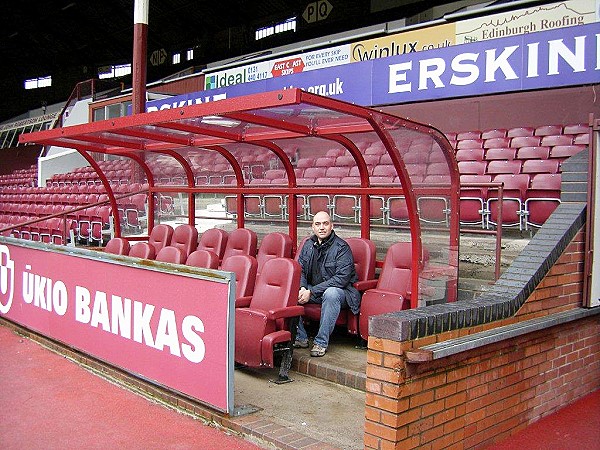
[[297, 230, 361, 314]]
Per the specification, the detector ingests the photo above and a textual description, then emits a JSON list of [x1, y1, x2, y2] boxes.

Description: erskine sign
[[145, 23, 600, 112], [0, 239, 234, 413]]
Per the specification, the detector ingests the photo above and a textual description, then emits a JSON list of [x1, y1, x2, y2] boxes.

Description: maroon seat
[[534, 125, 563, 136], [128, 242, 156, 259], [516, 146, 550, 160], [510, 136, 542, 148], [359, 242, 427, 340], [171, 224, 199, 263], [540, 135, 573, 147], [222, 254, 258, 300], [521, 159, 560, 175], [148, 224, 174, 253], [155, 246, 186, 264], [484, 137, 511, 149], [198, 228, 228, 261], [303, 237, 377, 336], [457, 139, 484, 149], [221, 228, 258, 262], [458, 160, 487, 175], [104, 237, 130, 255], [256, 232, 293, 275], [234, 257, 302, 381], [487, 174, 531, 230], [459, 174, 492, 228], [481, 128, 508, 139], [186, 249, 219, 269], [507, 127, 535, 138], [485, 148, 516, 161], [550, 145, 585, 159], [455, 148, 485, 162], [456, 131, 481, 140], [524, 173, 562, 229], [486, 159, 522, 175]]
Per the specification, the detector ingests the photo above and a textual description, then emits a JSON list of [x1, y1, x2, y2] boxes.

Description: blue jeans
[[297, 287, 347, 348]]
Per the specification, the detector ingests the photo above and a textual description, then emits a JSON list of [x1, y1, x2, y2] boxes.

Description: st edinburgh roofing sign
[[145, 22, 600, 112]]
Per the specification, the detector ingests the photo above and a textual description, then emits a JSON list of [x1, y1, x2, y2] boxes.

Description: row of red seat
[[104, 227, 419, 344]]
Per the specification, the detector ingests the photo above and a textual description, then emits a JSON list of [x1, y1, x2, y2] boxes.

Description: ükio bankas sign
[[0, 238, 234, 413]]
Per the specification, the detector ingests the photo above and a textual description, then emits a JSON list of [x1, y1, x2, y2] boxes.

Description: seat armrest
[[267, 305, 305, 320], [235, 296, 252, 308], [354, 279, 378, 291]]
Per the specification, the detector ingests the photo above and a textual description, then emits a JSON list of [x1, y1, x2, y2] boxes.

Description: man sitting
[[295, 211, 360, 357]]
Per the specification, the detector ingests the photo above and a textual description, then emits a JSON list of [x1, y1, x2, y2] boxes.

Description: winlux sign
[[303, 0, 333, 24]]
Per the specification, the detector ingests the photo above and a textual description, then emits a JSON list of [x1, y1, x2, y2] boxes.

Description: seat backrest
[[148, 224, 174, 253], [376, 242, 421, 296], [221, 254, 258, 299], [222, 228, 258, 261], [198, 228, 228, 260], [186, 249, 220, 269], [249, 258, 301, 311], [155, 246, 185, 264], [105, 237, 130, 255], [256, 232, 293, 274], [128, 242, 156, 259], [171, 224, 198, 260], [346, 237, 376, 282]]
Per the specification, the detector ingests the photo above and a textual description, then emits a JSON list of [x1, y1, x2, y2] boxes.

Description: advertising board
[[0, 239, 234, 413]]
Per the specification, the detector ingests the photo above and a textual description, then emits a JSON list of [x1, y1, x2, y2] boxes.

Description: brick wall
[[364, 228, 600, 449]]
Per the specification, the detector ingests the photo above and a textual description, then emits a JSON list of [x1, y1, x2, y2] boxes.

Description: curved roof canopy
[[20, 88, 460, 307]]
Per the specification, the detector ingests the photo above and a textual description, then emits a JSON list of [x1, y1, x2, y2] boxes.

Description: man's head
[[312, 211, 333, 243]]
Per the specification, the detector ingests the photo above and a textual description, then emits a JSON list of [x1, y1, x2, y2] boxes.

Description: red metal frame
[[19, 88, 460, 307]]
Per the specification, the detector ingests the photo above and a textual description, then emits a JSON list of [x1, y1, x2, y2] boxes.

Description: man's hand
[[298, 286, 311, 304]]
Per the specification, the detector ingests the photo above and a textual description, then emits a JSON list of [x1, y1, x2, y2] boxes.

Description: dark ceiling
[[0, 0, 461, 123]]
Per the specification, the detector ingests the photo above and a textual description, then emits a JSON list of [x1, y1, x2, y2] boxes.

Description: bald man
[[295, 211, 359, 357]]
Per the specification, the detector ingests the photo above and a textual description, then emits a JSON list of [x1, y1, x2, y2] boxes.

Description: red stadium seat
[[234, 257, 302, 381], [460, 174, 492, 228], [486, 159, 522, 175], [198, 228, 229, 262], [485, 148, 516, 161], [510, 136, 542, 148], [171, 224, 199, 262], [148, 224, 174, 253], [456, 131, 481, 140], [507, 127, 535, 138], [256, 232, 292, 276], [483, 137, 511, 149], [155, 246, 186, 264], [333, 194, 360, 222], [516, 146, 550, 160], [221, 228, 258, 262], [105, 237, 130, 255], [540, 135, 573, 147], [550, 145, 585, 159], [534, 125, 563, 136], [562, 123, 589, 135], [457, 139, 484, 149], [186, 249, 219, 269], [222, 254, 258, 299], [481, 128, 508, 139], [524, 173, 562, 230], [521, 159, 560, 174], [359, 242, 428, 340], [573, 133, 590, 145], [458, 160, 487, 175], [455, 148, 485, 162], [128, 242, 156, 259], [487, 174, 530, 230]]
